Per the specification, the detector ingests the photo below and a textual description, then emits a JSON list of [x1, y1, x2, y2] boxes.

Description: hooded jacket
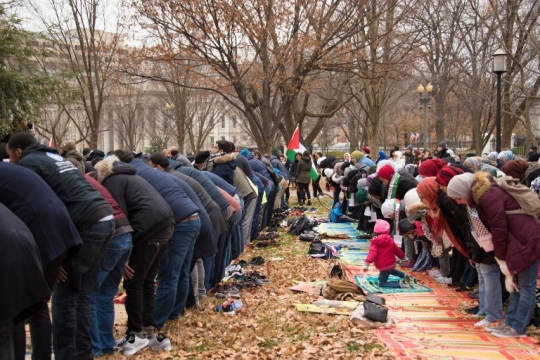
[[247, 154, 272, 182], [18, 142, 113, 231], [64, 148, 85, 173], [270, 155, 289, 180], [235, 153, 255, 182], [469, 171, 540, 274], [295, 156, 313, 184], [365, 234, 406, 271], [0, 162, 82, 265], [210, 153, 236, 185], [94, 157, 175, 244], [0, 204, 51, 328]]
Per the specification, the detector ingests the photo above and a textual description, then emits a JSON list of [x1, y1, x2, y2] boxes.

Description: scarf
[[464, 157, 483, 172], [416, 177, 468, 258], [203, 151, 226, 172], [387, 172, 400, 199]]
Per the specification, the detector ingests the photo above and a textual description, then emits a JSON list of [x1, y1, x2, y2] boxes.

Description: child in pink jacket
[[363, 219, 410, 288]]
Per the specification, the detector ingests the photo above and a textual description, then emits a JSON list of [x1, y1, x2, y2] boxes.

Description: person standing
[[6, 133, 114, 360], [295, 150, 313, 206]]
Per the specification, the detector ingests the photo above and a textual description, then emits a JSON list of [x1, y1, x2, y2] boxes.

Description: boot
[[307, 200, 312, 206], [297, 190, 304, 205]]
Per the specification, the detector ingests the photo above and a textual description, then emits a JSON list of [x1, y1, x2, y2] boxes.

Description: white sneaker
[[435, 277, 452, 285], [148, 333, 172, 351], [427, 270, 441, 278], [474, 319, 496, 327], [123, 334, 149, 356], [485, 323, 510, 333]]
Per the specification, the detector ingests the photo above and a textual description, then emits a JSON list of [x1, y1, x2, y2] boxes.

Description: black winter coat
[[0, 204, 50, 327], [95, 159, 175, 244], [0, 162, 82, 264], [18, 143, 113, 231]]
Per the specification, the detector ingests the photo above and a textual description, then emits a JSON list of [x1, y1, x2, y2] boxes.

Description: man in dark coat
[[0, 204, 51, 360], [94, 156, 175, 355], [6, 133, 114, 360], [0, 162, 83, 360], [112, 149, 200, 351]]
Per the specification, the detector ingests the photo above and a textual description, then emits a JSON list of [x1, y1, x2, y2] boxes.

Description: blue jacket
[[246, 154, 272, 182], [329, 203, 344, 223], [360, 156, 376, 167], [211, 153, 236, 185], [129, 159, 199, 223], [271, 156, 289, 180], [203, 171, 239, 197]]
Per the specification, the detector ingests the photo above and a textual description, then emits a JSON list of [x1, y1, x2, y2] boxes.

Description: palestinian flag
[[286, 126, 318, 181]]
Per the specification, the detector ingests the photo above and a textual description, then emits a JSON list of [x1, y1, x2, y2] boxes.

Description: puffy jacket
[[94, 157, 175, 244], [270, 156, 289, 180], [469, 171, 540, 274], [211, 153, 236, 185], [166, 167, 228, 235], [0, 162, 82, 265], [84, 174, 132, 237], [18, 142, 113, 231], [295, 156, 313, 184], [235, 153, 255, 182], [365, 234, 405, 271], [246, 154, 272, 182], [204, 171, 239, 197], [129, 158, 199, 223]]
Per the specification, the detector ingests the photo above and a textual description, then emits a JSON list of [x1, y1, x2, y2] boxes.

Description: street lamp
[[418, 83, 433, 150], [492, 49, 507, 153]]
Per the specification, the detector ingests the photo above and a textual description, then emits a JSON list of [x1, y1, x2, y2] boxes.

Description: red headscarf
[[416, 177, 468, 258], [378, 164, 395, 181], [419, 158, 447, 177], [501, 160, 529, 180]]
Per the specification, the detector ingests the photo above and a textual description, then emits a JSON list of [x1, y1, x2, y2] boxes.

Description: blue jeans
[[378, 268, 405, 288], [476, 263, 503, 322], [52, 219, 114, 360], [505, 259, 540, 334], [154, 217, 201, 329], [462, 261, 478, 287], [90, 232, 132, 356]]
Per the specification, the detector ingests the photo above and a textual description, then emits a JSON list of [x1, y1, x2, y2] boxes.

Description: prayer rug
[[354, 275, 432, 294]]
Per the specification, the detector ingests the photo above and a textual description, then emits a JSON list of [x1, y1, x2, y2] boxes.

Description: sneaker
[[114, 337, 127, 351], [485, 323, 511, 333], [435, 277, 452, 285], [474, 319, 496, 327], [465, 305, 480, 315], [473, 312, 486, 318], [492, 327, 527, 338], [399, 280, 410, 289], [122, 334, 149, 356], [148, 333, 172, 352], [404, 274, 411, 283], [427, 269, 441, 278]]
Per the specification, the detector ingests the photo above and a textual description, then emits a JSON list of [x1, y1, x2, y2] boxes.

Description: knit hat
[[356, 188, 368, 204], [239, 148, 250, 157], [447, 173, 474, 200], [497, 150, 514, 163], [60, 140, 76, 153], [376, 159, 396, 172], [419, 158, 446, 177], [404, 189, 421, 209], [381, 199, 397, 218], [437, 141, 447, 149], [350, 150, 363, 162], [357, 178, 367, 189], [362, 146, 371, 154], [436, 165, 465, 186], [377, 164, 395, 181], [407, 145, 413, 150], [501, 159, 529, 180], [414, 150, 421, 156]]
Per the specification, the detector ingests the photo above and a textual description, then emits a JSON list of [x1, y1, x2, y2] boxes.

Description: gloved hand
[[495, 257, 512, 277], [363, 265, 369, 272], [505, 275, 519, 293]]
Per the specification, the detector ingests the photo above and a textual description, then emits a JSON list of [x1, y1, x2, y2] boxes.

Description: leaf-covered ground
[[106, 203, 393, 359]]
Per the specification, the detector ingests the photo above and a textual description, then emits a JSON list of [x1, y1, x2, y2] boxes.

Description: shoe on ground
[[474, 319, 496, 327], [148, 333, 172, 352], [404, 274, 411, 283], [436, 277, 452, 285], [399, 280, 410, 289], [114, 337, 127, 351], [465, 305, 479, 314], [485, 323, 510, 333], [492, 327, 527, 338], [122, 334, 149, 356], [427, 269, 441, 278], [473, 312, 486, 318]]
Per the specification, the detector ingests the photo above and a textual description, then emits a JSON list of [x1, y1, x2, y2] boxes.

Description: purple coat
[[469, 172, 540, 275]]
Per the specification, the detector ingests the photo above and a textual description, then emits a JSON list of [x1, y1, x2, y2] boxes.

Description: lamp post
[[492, 49, 507, 153], [418, 83, 433, 150]]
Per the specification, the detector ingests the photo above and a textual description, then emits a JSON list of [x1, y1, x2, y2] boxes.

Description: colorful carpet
[[354, 275, 432, 294], [315, 223, 368, 238], [371, 272, 540, 359]]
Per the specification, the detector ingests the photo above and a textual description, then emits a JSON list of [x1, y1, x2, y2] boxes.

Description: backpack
[[494, 176, 540, 217]]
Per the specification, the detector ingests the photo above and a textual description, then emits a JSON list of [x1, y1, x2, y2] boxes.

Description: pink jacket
[[365, 234, 405, 271]]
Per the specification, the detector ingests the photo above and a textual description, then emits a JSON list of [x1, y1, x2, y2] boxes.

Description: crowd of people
[[314, 141, 540, 339], [0, 135, 304, 359], [1, 132, 540, 360]]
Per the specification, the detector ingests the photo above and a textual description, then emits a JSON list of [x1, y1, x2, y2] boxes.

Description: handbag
[[363, 299, 388, 323]]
